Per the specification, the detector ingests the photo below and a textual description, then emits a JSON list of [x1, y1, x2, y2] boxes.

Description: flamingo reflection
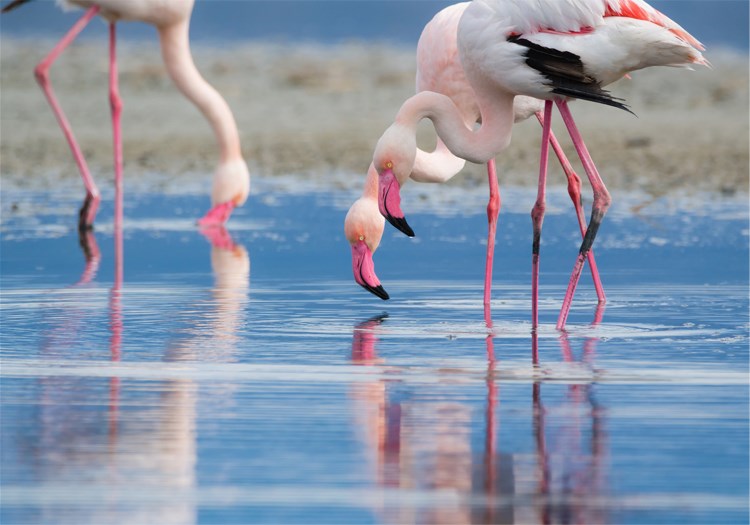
[[33, 207, 249, 523], [349, 303, 607, 523]]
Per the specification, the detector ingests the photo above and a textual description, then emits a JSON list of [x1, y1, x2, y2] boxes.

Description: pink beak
[[378, 169, 415, 237], [351, 240, 389, 300]]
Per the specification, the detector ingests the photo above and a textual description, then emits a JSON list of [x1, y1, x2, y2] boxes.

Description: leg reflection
[[349, 309, 518, 524], [535, 300, 606, 366], [33, 220, 250, 524], [527, 301, 609, 524], [76, 228, 101, 286]]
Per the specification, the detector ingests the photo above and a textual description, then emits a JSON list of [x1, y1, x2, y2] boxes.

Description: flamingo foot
[[198, 201, 235, 227], [78, 192, 100, 232]]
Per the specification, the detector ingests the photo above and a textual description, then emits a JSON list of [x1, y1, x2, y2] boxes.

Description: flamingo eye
[[359, 235, 365, 241], [385, 161, 393, 169]]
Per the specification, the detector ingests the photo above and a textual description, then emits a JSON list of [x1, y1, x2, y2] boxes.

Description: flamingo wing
[[604, 0, 704, 50], [508, 35, 631, 112]]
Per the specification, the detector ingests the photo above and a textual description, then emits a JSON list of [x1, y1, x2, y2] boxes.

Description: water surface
[[1, 185, 748, 524]]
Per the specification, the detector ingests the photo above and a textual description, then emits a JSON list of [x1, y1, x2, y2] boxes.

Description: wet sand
[[1, 39, 748, 197]]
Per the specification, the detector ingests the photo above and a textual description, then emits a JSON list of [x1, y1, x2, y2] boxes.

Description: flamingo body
[[453, 0, 706, 328], [457, 0, 705, 105], [56, 0, 192, 25]]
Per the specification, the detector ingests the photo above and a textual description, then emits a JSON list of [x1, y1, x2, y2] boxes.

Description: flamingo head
[[198, 158, 250, 226], [373, 124, 417, 237], [344, 195, 389, 300]]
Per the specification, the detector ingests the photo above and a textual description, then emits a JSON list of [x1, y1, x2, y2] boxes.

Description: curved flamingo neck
[[363, 164, 380, 199], [411, 138, 466, 184], [397, 90, 515, 165], [158, 20, 243, 163]]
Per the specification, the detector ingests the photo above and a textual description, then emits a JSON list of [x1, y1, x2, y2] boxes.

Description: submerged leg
[[555, 100, 612, 330], [535, 112, 606, 303], [483, 158, 501, 307], [34, 6, 102, 230], [531, 101, 552, 329]]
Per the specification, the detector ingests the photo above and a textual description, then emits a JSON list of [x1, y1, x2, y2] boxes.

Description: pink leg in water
[[555, 100, 612, 330], [34, 6, 102, 230], [531, 101, 553, 329], [483, 158, 501, 307], [111, 23, 124, 317], [535, 113, 606, 304]]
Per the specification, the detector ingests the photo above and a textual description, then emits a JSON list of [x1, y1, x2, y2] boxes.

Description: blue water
[[1, 0, 747, 51], [0, 186, 748, 524]]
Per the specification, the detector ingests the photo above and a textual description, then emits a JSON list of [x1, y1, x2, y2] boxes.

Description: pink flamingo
[[347, 2, 606, 314], [374, 0, 705, 328], [2, 0, 250, 230]]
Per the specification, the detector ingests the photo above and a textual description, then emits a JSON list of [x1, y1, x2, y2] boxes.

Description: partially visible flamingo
[[374, 0, 705, 328], [347, 2, 605, 317], [2, 0, 250, 230]]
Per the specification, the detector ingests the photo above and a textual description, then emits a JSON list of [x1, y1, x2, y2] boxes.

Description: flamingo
[[373, 0, 705, 328], [346, 2, 606, 318], [1, 0, 250, 230]]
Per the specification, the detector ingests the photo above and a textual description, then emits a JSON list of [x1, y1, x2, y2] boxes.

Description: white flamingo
[[2, 0, 250, 229], [371, 0, 705, 328], [346, 2, 606, 313]]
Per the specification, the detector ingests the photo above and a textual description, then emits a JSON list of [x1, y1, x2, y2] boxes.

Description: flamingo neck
[[396, 90, 515, 165], [158, 20, 242, 164], [411, 138, 466, 184], [363, 163, 380, 199]]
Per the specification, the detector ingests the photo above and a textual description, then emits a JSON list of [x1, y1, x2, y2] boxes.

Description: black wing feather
[[508, 36, 633, 114]]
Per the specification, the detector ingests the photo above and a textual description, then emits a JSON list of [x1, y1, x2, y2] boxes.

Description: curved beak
[[378, 169, 415, 237], [351, 240, 389, 300]]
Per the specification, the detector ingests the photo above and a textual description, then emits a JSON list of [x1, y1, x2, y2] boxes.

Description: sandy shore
[[1, 38, 748, 197]]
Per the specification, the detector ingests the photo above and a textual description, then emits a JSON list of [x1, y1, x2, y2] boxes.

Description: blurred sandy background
[[1, 39, 747, 197]]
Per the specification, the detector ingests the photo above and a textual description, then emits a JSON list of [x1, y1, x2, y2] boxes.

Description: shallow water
[[1, 185, 748, 524]]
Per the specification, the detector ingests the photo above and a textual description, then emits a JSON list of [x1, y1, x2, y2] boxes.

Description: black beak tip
[[363, 284, 390, 301], [386, 215, 415, 238]]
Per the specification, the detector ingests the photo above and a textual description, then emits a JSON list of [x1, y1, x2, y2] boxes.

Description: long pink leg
[[555, 100, 612, 330], [111, 22, 124, 341], [483, 158, 501, 306], [34, 5, 101, 230], [109, 23, 124, 211], [535, 112, 606, 303], [531, 101, 552, 329]]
